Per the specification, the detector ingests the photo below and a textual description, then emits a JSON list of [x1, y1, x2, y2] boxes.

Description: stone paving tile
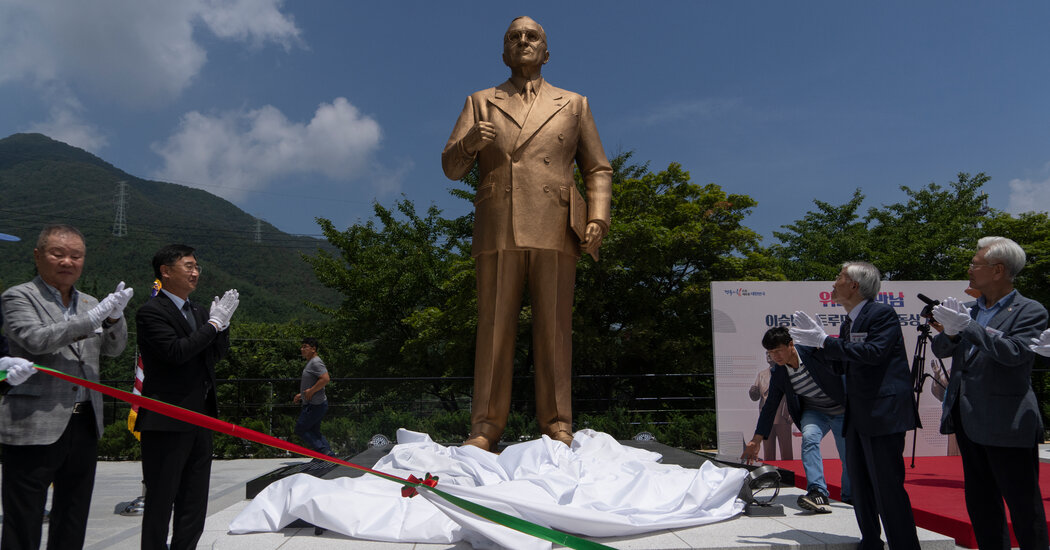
[[0, 456, 971, 549]]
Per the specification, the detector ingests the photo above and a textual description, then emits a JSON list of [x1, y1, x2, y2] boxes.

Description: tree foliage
[[982, 211, 1050, 309], [573, 154, 781, 407], [771, 173, 990, 281], [304, 200, 475, 411], [770, 190, 869, 281], [303, 153, 780, 422], [866, 173, 989, 280], [770, 172, 1050, 434]]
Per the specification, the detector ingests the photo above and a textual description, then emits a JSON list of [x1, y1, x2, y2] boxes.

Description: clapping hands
[[933, 297, 970, 336], [86, 281, 134, 327], [208, 289, 240, 330], [108, 281, 134, 319]]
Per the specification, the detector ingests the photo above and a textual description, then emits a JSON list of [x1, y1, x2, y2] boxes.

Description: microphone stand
[[909, 306, 950, 467]]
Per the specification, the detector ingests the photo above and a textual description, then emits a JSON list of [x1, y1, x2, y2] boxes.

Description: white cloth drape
[[230, 428, 746, 549]]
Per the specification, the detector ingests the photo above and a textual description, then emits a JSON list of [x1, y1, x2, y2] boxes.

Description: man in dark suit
[[135, 244, 238, 550], [790, 261, 920, 550], [742, 327, 850, 513], [1, 223, 131, 550], [933, 236, 1048, 550], [442, 16, 612, 451]]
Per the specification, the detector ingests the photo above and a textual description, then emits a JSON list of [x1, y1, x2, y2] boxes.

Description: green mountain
[[0, 133, 338, 322]]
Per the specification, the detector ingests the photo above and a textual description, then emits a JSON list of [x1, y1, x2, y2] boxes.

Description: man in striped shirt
[[741, 327, 851, 513]]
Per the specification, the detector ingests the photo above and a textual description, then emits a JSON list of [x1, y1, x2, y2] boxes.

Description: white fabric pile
[[230, 428, 747, 549]]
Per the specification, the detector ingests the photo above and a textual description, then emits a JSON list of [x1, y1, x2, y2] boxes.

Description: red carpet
[[768, 456, 1050, 548]]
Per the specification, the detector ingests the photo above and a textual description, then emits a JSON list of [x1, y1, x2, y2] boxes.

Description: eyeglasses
[[169, 262, 202, 274], [505, 30, 544, 45], [968, 262, 1000, 270]]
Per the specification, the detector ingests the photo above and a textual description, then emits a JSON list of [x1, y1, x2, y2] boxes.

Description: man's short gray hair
[[978, 236, 1026, 280], [843, 261, 881, 301], [36, 224, 85, 250]]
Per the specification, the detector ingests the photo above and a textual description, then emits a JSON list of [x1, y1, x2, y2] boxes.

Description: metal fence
[[99, 372, 716, 427]]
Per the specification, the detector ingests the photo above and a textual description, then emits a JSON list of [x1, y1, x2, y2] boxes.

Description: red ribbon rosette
[[401, 472, 439, 498]]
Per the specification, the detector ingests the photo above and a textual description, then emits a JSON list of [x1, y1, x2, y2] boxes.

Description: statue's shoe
[[462, 433, 498, 452], [550, 430, 574, 446]]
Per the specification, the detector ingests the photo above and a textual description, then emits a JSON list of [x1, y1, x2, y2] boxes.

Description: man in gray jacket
[[933, 236, 1048, 550], [0, 224, 132, 549]]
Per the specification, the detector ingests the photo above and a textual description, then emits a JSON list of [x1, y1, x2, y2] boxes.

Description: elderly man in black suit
[[790, 261, 920, 550], [1, 223, 132, 550], [135, 244, 238, 550], [934, 236, 1048, 550]]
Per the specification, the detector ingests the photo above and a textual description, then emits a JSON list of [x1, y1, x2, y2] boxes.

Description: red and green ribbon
[[16, 365, 614, 550]]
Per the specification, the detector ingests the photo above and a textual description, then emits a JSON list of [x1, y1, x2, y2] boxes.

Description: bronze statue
[[442, 16, 612, 451]]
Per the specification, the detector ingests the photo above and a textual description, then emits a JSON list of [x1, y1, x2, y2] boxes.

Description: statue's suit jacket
[[932, 291, 1047, 448], [0, 276, 127, 444], [442, 78, 611, 441], [134, 292, 228, 432], [442, 78, 612, 256]]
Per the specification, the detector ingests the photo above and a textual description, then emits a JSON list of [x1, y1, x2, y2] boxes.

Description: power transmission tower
[[254, 218, 262, 244], [112, 181, 128, 237]]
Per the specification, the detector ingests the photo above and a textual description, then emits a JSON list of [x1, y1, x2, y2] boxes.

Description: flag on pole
[[127, 279, 161, 440]]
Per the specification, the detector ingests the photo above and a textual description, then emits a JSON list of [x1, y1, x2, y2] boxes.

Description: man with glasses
[[932, 237, 1048, 549], [790, 262, 920, 549], [135, 244, 239, 550], [742, 327, 850, 513]]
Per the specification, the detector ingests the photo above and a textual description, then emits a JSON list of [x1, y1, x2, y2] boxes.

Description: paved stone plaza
[[0, 454, 969, 549]]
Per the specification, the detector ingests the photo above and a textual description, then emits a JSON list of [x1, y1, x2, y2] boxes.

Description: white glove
[[87, 293, 122, 328], [1030, 329, 1050, 357], [110, 281, 134, 318], [789, 311, 828, 348], [208, 289, 240, 330], [1, 357, 37, 386], [107, 281, 135, 319], [933, 296, 971, 336], [944, 296, 969, 314]]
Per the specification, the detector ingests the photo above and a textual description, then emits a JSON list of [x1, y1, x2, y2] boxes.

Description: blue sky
[[2, 1, 1049, 243]]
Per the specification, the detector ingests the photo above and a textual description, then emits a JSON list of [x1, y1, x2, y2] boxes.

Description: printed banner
[[712, 280, 969, 460]]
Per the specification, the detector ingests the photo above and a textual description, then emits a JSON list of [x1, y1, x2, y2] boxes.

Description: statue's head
[[502, 16, 549, 72]]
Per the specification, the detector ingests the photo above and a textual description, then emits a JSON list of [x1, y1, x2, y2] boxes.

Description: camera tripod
[[909, 306, 951, 467]]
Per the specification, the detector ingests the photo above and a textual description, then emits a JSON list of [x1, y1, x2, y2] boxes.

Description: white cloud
[[151, 98, 385, 200], [0, 0, 302, 127], [1007, 174, 1050, 215], [27, 90, 109, 154], [636, 98, 743, 126], [196, 0, 303, 49]]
